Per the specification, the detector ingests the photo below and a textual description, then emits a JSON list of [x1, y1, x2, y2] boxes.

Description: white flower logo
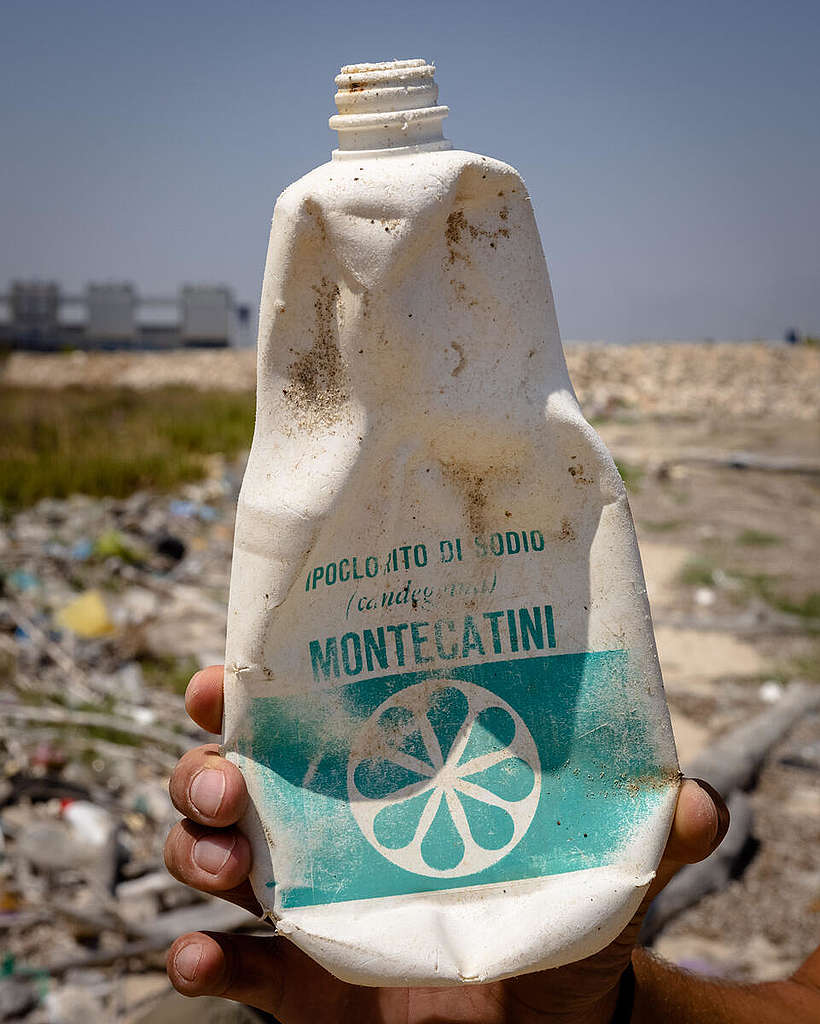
[[348, 680, 541, 877]]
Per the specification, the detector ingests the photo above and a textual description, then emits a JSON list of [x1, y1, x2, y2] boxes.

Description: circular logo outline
[[347, 679, 541, 878]]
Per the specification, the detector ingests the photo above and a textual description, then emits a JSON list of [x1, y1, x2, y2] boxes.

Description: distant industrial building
[[0, 281, 251, 350]]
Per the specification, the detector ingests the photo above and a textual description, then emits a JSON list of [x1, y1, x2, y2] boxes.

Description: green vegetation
[[736, 528, 781, 547], [139, 654, 201, 696], [736, 572, 820, 621], [93, 529, 145, 564], [788, 649, 820, 683], [679, 555, 820, 626], [643, 519, 683, 533], [679, 556, 718, 587], [614, 458, 644, 493], [0, 386, 255, 510]]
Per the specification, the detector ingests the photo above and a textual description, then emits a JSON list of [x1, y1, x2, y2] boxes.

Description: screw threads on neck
[[329, 59, 451, 158]]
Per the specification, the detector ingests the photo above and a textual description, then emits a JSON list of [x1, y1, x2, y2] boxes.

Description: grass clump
[[643, 519, 683, 533], [737, 528, 781, 547], [139, 655, 201, 696], [0, 386, 255, 510], [614, 459, 644, 493], [731, 571, 820, 623], [679, 556, 719, 587]]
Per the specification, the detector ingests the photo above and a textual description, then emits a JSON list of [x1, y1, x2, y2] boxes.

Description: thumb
[[646, 777, 730, 902]]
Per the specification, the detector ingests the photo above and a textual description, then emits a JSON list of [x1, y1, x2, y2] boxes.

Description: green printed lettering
[[363, 627, 388, 672], [309, 638, 339, 683], [482, 610, 504, 654], [462, 615, 485, 657], [434, 619, 458, 659], [386, 623, 408, 667], [341, 632, 363, 676], [545, 604, 557, 648], [507, 609, 519, 652], [410, 621, 433, 664], [519, 606, 543, 651]]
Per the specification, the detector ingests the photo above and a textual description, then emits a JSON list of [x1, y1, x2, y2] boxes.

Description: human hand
[[164, 665, 729, 1023]]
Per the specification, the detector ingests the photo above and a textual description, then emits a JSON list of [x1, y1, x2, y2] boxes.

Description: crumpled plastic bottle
[[223, 58, 679, 987]]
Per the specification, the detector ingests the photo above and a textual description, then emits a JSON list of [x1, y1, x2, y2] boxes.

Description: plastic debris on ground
[[0, 464, 266, 1022]]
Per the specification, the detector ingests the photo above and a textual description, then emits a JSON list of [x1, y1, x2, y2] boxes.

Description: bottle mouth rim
[[335, 59, 433, 90], [330, 58, 449, 155]]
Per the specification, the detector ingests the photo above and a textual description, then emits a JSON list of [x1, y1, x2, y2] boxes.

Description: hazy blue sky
[[2, 0, 818, 341]]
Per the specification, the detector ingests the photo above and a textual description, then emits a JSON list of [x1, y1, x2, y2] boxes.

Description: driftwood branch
[[641, 683, 820, 943], [685, 682, 820, 796]]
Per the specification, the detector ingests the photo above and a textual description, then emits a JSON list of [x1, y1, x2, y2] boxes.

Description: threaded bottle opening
[[329, 58, 451, 158]]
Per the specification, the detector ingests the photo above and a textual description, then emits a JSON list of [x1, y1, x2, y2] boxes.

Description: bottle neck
[[329, 59, 452, 159]]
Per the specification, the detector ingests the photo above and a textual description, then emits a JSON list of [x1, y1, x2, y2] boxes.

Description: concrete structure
[[87, 283, 138, 343], [0, 280, 250, 350], [7, 281, 60, 347], [181, 286, 238, 347]]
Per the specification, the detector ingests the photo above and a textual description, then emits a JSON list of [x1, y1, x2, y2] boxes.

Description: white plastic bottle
[[224, 58, 679, 987]]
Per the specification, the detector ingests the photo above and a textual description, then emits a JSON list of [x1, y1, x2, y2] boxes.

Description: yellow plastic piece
[[56, 590, 115, 638]]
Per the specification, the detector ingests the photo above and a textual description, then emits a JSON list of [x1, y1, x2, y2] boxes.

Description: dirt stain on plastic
[[568, 463, 593, 485], [446, 207, 511, 269], [445, 210, 471, 265], [283, 277, 350, 429], [440, 463, 490, 534], [303, 199, 327, 243], [558, 518, 576, 541], [450, 341, 467, 376], [626, 767, 683, 796]]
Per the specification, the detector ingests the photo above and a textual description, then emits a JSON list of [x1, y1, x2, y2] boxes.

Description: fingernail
[[190, 769, 226, 817], [174, 942, 203, 981], [193, 833, 236, 874], [693, 778, 730, 846]]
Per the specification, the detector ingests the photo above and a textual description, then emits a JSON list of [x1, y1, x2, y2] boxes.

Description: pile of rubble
[[3, 342, 819, 423], [0, 464, 266, 1022], [567, 342, 820, 422]]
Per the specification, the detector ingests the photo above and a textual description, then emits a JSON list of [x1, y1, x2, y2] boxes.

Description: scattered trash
[[0, 478, 242, 1020], [68, 540, 93, 562], [759, 680, 784, 704], [55, 591, 115, 638], [0, 976, 38, 1020], [154, 534, 186, 561], [169, 500, 217, 522], [5, 571, 41, 594], [93, 529, 144, 565]]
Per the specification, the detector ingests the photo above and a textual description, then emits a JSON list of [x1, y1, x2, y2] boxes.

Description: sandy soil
[[595, 409, 820, 980]]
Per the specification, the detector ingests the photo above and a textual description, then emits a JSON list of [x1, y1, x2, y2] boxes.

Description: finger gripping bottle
[[224, 58, 679, 987]]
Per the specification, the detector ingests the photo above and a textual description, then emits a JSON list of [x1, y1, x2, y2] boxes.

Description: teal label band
[[240, 651, 672, 909]]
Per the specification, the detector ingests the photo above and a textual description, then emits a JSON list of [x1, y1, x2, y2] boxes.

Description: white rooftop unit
[[10, 281, 60, 334], [180, 285, 236, 346], [87, 283, 137, 340]]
